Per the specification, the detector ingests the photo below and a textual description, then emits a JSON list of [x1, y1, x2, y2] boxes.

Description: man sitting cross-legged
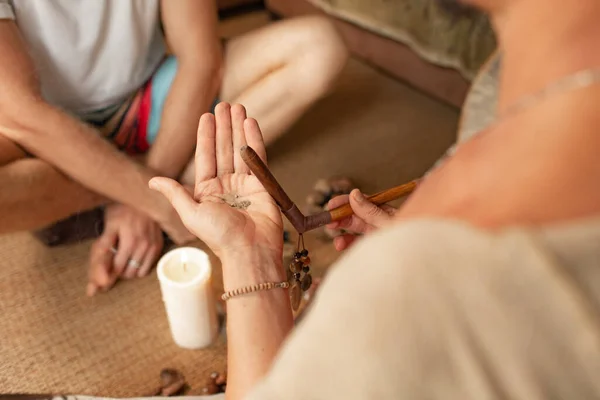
[[0, 0, 348, 295]]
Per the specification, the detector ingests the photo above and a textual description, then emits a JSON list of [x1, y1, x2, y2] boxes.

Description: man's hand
[[87, 204, 164, 296], [326, 189, 396, 251]]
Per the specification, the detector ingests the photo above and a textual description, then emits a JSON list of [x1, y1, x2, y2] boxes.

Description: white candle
[[157, 247, 218, 349]]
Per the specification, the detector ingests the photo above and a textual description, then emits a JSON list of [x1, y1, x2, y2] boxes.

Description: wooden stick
[[241, 146, 306, 232], [241, 145, 419, 233], [328, 180, 419, 222]]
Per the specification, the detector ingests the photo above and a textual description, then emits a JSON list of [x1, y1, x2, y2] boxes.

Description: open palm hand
[[149, 103, 283, 259]]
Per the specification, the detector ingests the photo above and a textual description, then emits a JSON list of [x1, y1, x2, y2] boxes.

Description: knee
[[0, 133, 27, 165], [300, 16, 348, 59], [294, 16, 349, 94]]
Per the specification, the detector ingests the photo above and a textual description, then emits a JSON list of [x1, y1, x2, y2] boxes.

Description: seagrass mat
[[0, 34, 459, 399], [0, 233, 228, 397], [0, 229, 340, 397]]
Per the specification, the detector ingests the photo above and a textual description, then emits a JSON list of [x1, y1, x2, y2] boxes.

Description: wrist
[[146, 151, 185, 180], [134, 167, 173, 222], [147, 192, 173, 222], [220, 247, 285, 290]]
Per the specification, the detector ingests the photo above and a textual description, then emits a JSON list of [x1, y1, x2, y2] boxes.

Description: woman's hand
[[149, 103, 283, 263], [326, 189, 396, 251], [150, 103, 292, 400]]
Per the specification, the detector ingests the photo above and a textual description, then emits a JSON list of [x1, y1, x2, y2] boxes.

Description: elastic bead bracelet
[[221, 281, 290, 301]]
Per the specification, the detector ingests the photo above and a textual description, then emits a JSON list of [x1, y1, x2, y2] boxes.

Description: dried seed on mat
[[202, 382, 220, 395]]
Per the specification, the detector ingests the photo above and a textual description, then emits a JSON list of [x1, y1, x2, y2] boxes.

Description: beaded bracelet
[[221, 234, 314, 309], [221, 281, 290, 301]]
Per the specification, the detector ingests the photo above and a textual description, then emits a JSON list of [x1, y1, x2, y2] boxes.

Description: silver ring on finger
[[127, 259, 141, 269]]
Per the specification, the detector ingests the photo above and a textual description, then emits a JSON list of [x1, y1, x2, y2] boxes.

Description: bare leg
[[0, 134, 105, 234], [219, 15, 348, 144], [179, 16, 348, 184]]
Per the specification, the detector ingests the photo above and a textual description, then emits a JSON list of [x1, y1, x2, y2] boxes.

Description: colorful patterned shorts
[[34, 56, 218, 246], [84, 56, 217, 154]]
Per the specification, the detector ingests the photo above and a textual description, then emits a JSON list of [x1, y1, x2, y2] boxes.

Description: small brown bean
[[202, 382, 220, 395], [160, 368, 183, 387], [215, 371, 227, 386], [161, 378, 185, 396]]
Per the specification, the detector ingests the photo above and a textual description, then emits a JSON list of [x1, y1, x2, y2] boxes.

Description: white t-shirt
[[0, 0, 166, 116]]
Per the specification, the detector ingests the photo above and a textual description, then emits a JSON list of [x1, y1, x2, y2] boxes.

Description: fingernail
[[352, 190, 364, 202], [148, 180, 158, 190]]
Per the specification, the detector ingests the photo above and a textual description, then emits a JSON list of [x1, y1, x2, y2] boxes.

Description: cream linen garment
[[246, 219, 600, 399]]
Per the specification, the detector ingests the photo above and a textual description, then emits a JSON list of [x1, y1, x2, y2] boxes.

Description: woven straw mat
[[0, 233, 227, 397]]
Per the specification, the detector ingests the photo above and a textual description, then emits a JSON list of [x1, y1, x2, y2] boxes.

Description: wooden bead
[[301, 256, 311, 265], [222, 281, 289, 301], [290, 260, 303, 272], [301, 249, 309, 257], [302, 265, 310, 273]]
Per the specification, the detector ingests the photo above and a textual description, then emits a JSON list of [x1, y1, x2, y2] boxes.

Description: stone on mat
[[304, 176, 357, 240]]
